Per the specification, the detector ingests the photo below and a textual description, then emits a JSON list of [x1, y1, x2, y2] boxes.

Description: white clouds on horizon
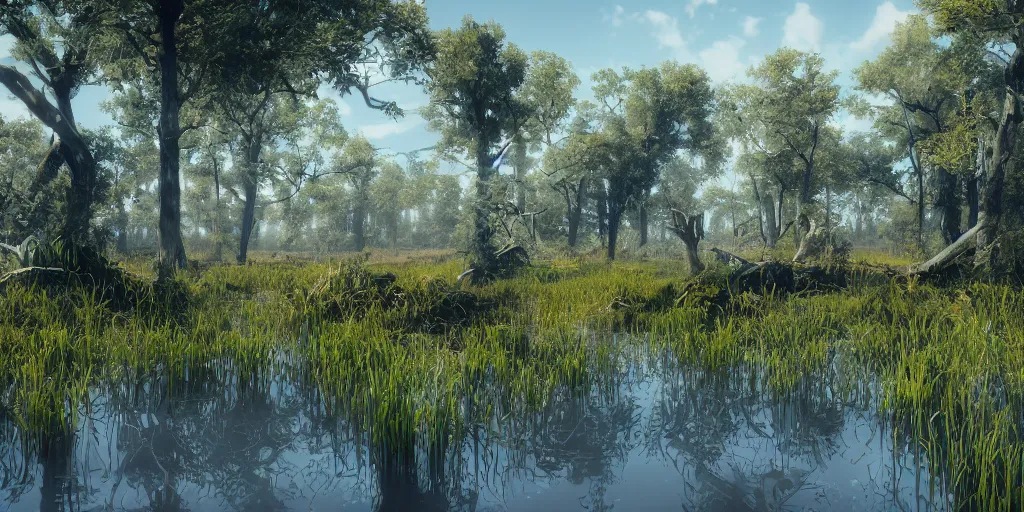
[[782, 3, 824, 52], [742, 16, 762, 38], [850, 2, 913, 51]]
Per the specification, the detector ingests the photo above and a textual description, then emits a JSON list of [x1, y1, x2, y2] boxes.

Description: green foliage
[[423, 16, 530, 170], [0, 235, 41, 268]]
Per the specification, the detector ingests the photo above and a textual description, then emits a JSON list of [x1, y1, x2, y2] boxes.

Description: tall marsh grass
[[0, 252, 1022, 508]]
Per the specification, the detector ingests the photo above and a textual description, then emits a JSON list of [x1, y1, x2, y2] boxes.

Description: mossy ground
[[1, 248, 1021, 509]]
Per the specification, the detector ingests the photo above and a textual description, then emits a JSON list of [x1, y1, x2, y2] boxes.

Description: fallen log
[[909, 223, 982, 276], [708, 247, 750, 266], [0, 267, 84, 294]]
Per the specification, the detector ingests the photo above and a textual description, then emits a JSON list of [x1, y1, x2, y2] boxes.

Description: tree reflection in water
[[0, 353, 945, 511]]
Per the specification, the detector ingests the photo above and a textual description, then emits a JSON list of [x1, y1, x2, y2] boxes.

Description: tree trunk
[[238, 178, 258, 264], [596, 182, 608, 247], [937, 167, 961, 245], [60, 143, 96, 245], [669, 210, 704, 275], [513, 134, 527, 214], [567, 178, 585, 248], [763, 191, 779, 249], [975, 86, 1019, 271], [967, 139, 983, 230], [116, 204, 129, 254], [793, 217, 823, 263], [352, 203, 367, 252], [912, 38, 1024, 275], [855, 198, 863, 239], [966, 175, 979, 230], [237, 139, 262, 263], [824, 183, 832, 245], [156, 0, 187, 272], [638, 198, 649, 247], [607, 207, 621, 261], [0, 67, 97, 246], [213, 156, 223, 262]]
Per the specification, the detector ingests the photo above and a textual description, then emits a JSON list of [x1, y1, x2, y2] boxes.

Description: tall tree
[[0, 115, 52, 243], [97, 0, 431, 271], [511, 51, 580, 213], [423, 16, 531, 281], [0, 1, 104, 245], [727, 49, 840, 261], [338, 135, 378, 253], [587, 63, 723, 261], [853, 15, 976, 248], [911, 0, 1024, 275], [371, 160, 407, 254]]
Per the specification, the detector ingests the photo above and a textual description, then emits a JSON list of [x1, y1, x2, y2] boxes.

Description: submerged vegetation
[[0, 251, 1022, 509]]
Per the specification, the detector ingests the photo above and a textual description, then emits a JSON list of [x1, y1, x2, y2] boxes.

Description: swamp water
[[1, 348, 948, 512]]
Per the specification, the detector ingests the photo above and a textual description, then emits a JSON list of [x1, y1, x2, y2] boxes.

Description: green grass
[[1, 250, 1022, 509]]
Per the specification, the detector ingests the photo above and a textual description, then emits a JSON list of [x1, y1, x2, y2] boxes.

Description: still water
[[1, 351, 947, 511]]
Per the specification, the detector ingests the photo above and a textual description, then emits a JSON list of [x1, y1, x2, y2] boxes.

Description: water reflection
[[1, 354, 946, 511]]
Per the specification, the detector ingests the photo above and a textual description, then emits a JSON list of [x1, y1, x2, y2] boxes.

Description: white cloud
[[699, 37, 747, 82], [782, 3, 823, 52], [630, 9, 750, 83], [850, 2, 913, 51], [603, 5, 627, 27], [357, 118, 424, 140], [686, 0, 719, 18], [742, 16, 762, 37], [643, 10, 689, 54]]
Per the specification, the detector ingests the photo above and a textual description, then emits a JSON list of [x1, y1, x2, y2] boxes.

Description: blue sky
[[2, 1, 916, 172]]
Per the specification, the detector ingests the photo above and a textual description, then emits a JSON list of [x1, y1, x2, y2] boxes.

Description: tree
[[97, 0, 431, 271], [429, 174, 463, 248], [911, 0, 1024, 275], [423, 16, 531, 281], [509, 51, 581, 214], [0, 115, 53, 243], [335, 135, 378, 252], [587, 63, 724, 261], [183, 125, 230, 259], [853, 15, 978, 249], [0, 1, 104, 245], [371, 160, 407, 254], [727, 49, 840, 260], [227, 99, 347, 263], [540, 111, 595, 248]]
